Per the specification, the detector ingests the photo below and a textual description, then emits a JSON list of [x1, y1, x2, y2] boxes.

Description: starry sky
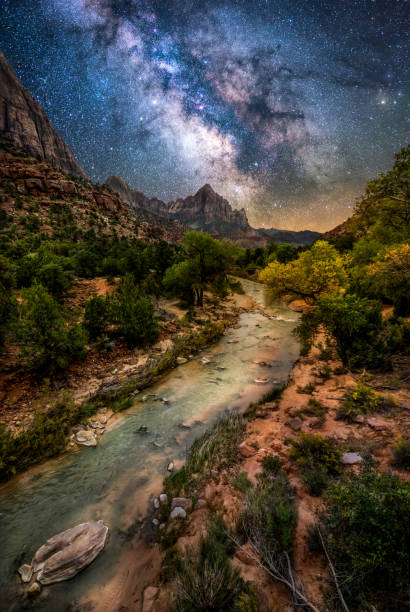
[[1, 0, 409, 230]]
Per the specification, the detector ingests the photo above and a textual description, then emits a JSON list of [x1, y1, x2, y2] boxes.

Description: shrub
[[392, 436, 410, 470], [15, 283, 87, 375], [38, 262, 70, 298], [290, 433, 342, 495], [229, 471, 252, 492], [0, 283, 17, 345], [316, 470, 410, 608], [241, 465, 297, 557], [113, 273, 158, 347], [337, 382, 396, 422], [84, 294, 112, 339], [297, 398, 327, 428], [175, 518, 243, 611], [164, 413, 245, 498], [315, 292, 386, 369], [0, 395, 76, 481]]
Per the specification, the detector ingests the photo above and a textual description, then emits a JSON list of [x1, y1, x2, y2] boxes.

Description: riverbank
[[1, 278, 301, 610], [141, 326, 410, 611], [0, 288, 257, 484]]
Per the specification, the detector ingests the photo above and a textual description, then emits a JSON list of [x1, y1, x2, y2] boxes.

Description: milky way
[[1, 0, 409, 230]]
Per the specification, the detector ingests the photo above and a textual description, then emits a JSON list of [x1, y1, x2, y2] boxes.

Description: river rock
[[367, 417, 387, 431], [169, 507, 187, 520], [142, 586, 159, 612], [27, 582, 41, 597], [153, 498, 160, 509], [74, 430, 97, 447], [152, 518, 160, 526], [159, 493, 168, 504], [18, 564, 32, 583], [167, 461, 174, 472], [342, 452, 363, 465], [171, 497, 192, 511], [32, 520, 108, 585], [239, 442, 256, 458], [99, 415, 107, 425], [176, 356, 187, 365]]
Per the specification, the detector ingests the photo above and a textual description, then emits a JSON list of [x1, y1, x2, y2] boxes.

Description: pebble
[[169, 507, 187, 520], [342, 452, 364, 465], [159, 493, 168, 504], [28, 582, 41, 597], [167, 461, 174, 472], [18, 564, 32, 583], [154, 498, 160, 509]]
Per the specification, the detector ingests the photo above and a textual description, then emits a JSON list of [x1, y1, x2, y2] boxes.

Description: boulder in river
[[18, 564, 32, 583], [32, 520, 108, 585], [74, 430, 97, 447]]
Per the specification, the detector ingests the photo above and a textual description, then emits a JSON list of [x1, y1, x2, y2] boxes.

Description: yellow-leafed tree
[[259, 240, 347, 302]]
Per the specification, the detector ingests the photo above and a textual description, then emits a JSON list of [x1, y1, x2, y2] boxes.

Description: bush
[[315, 293, 386, 369], [15, 283, 87, 375], [164, 413, 245, 498], [0, 282, 17, 345], [84, 294, 112, 339], [175, 519, 243, 611], [290, 433, 342, 495], [317, 470, 410, 608], [337, 382, 396, 422], [241, 463, 297, 557], [38, 262, 71, 298], [392, 436, 410, 470], [113, 273, 158, 347], [229, 471, 252, 492], [0, 395, 76, 481]]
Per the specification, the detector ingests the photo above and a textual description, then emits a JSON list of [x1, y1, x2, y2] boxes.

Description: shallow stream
[[0, 278, 299, 610]]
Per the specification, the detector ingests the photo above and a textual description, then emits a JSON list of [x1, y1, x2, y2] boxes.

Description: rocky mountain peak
[[0, 51, 88, 179]]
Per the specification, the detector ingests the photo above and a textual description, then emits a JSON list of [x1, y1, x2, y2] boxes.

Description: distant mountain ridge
[[258, 227, 321, 246], [106, 176, 265, 247], [0, 51, 88, 179], [106, 176, 321, 247]]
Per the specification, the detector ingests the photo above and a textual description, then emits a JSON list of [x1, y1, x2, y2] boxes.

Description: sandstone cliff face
[[0, 150, 126, 214], [0, 51, 88, 179], [168, 184, 249, 231], [105, 177, 266, 246]]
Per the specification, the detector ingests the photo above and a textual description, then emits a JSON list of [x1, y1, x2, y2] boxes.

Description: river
[[0, 278, 299, 610]]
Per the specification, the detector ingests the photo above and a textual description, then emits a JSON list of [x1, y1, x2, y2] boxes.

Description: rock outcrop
[[0, 51, 88, 179], [106, 177, 266, 246], [31, 521, 108, 585]]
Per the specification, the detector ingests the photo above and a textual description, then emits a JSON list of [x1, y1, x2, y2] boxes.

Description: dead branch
[[316, 526, 350, 612]]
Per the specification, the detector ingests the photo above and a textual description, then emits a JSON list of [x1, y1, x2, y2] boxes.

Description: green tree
[[38, 262, 71, 298], [113, 274, 158, 346], [164, 231, 235, 306], [275, 243, 299, 263], [15, 284, 87, 374], [259, 240, 347, 301], [315, 292, 384, 369], [84, 294, 112, 339]]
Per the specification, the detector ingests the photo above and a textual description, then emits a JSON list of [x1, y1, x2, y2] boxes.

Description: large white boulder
[[32, 521, 108, 585]]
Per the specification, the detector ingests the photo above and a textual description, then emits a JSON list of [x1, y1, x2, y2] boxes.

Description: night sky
[[1, 1, 409, 230]]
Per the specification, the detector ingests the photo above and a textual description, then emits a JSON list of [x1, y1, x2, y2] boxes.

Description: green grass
[[164, 412, 246, 498], [229, 471, 252, 492]]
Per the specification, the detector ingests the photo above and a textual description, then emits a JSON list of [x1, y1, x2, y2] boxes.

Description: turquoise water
[[0, 279, 299, 610]]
